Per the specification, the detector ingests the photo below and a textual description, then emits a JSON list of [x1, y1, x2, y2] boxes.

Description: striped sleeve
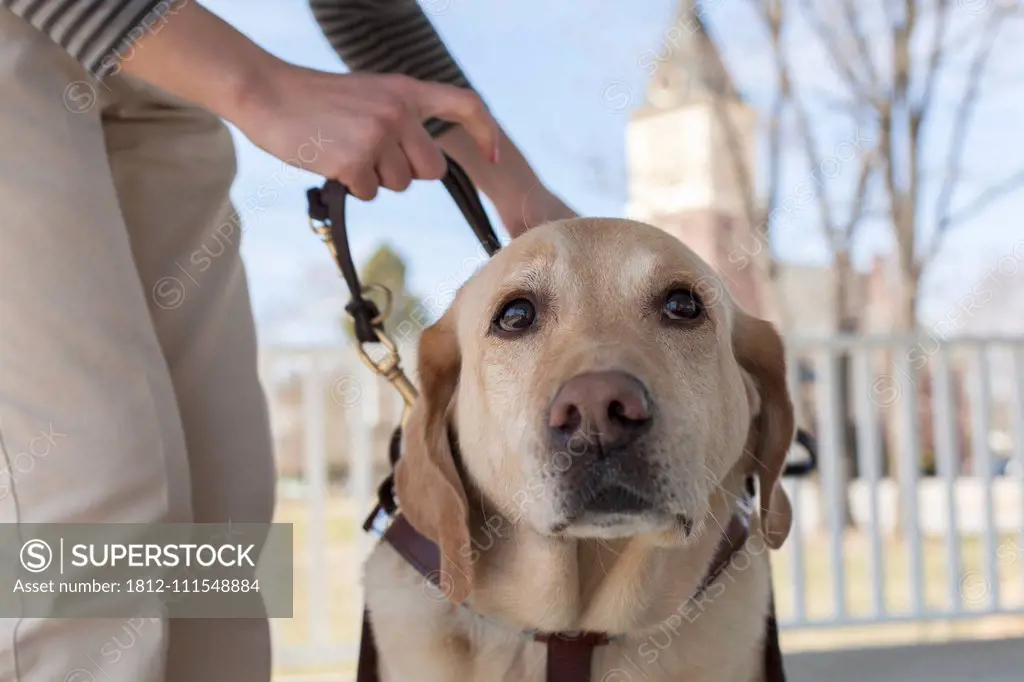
[[1, 0, 170, 80], [309, 0, 474, 138]]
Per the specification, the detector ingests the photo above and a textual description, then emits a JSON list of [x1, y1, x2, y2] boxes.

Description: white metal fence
[[260, 335, 1024, 671]]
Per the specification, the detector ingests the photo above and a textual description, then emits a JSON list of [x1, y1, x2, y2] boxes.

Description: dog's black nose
[[548, 371, 651, 452]]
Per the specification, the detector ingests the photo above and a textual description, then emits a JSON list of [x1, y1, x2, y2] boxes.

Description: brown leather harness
[[354, 502, 786, 682], [306, 160, 815, 682]]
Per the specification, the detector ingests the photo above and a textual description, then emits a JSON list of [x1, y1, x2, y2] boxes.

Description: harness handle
[[306, 155, 501, 346]]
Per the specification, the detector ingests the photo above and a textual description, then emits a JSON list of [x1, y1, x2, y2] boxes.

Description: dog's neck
[[461, 471, 752, 637]]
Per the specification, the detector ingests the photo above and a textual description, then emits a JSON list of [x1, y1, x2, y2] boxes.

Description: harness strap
[[356, 608, 379, 682], [764, 591, 786, 682], [696, 512, 750, 593], [534, 632, 608, 682], [356, 509, 768, 682], [382, 514, 441, 578]]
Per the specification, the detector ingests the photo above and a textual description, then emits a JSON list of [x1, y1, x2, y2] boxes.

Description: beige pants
[[0, 10, 275, 682]]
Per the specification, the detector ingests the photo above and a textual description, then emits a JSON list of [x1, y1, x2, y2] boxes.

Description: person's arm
[[310, 0, 576, 236], [2, 0, 498, 201], [0, 0, 163, 80]]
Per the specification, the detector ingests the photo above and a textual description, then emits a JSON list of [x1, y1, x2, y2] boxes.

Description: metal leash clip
[[306, 188, 429, 427], [355, 328, 419, 424], [307, 157, 503, 427]]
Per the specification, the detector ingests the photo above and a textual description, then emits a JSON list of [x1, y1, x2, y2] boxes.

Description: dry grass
[[270, 495, 1024, 680]]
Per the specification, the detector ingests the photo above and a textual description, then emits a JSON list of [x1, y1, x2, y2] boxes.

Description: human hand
[[115, 1, 497, 201], [229, 63, 499, 200]]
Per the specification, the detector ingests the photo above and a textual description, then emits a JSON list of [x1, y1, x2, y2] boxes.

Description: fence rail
[[259, 335, 1024, 671]]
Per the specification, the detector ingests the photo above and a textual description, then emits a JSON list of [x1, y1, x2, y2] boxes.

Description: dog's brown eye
[[662, 289, 704, 321], [494, 298, 536, 333]]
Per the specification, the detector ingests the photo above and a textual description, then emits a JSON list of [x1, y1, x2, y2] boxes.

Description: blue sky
[[201, 0, 1023, 346]]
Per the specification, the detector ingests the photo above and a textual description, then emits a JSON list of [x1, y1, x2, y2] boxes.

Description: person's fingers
[[399, 120, 447, 180], [345, 162, 380, 201], [401, 78, 498, 162], [376, 142, 414, 192]]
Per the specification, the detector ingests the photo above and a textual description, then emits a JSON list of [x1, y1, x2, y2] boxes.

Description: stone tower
[[625, 2, 762, 316]]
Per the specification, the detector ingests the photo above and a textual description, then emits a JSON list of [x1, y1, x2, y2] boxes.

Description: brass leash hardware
[[356, 330, 418, 426], [308, 216, 338, 262], [350, 282, 418, 420], [308, 212, 417, 422], [306, 159, 502, 430]]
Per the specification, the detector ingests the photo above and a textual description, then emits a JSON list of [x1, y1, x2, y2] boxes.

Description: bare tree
[[699, 0, 883, 524], [702, 1, 791, 329], [712, 0, 1024, 528], [801, 0, 1021, 492], [797, 0, 1022, 330]]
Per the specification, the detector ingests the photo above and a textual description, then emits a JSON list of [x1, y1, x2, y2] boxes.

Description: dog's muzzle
[[546, 371, 660, 516]]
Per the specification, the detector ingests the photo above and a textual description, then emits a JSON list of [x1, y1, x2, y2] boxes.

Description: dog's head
[[395, 218, 794, 603]]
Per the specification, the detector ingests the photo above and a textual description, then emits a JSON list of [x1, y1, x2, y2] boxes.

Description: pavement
[[785, 636, 1024, 682], [276, 636, 1024, 682]]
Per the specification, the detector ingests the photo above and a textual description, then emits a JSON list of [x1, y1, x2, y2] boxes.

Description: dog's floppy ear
[[394, 311, 473, 603], [732, 309, 795, 550]]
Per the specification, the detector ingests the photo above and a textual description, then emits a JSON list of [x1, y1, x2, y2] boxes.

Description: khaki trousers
[[0, 10, 275, 682]]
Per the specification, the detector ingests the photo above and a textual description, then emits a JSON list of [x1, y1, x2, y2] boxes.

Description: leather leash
[[307, 160, 500, 347], [306, 156, 799, 682]]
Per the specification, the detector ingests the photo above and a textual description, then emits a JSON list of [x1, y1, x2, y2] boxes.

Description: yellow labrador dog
[[362, 217, 794, 682]]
